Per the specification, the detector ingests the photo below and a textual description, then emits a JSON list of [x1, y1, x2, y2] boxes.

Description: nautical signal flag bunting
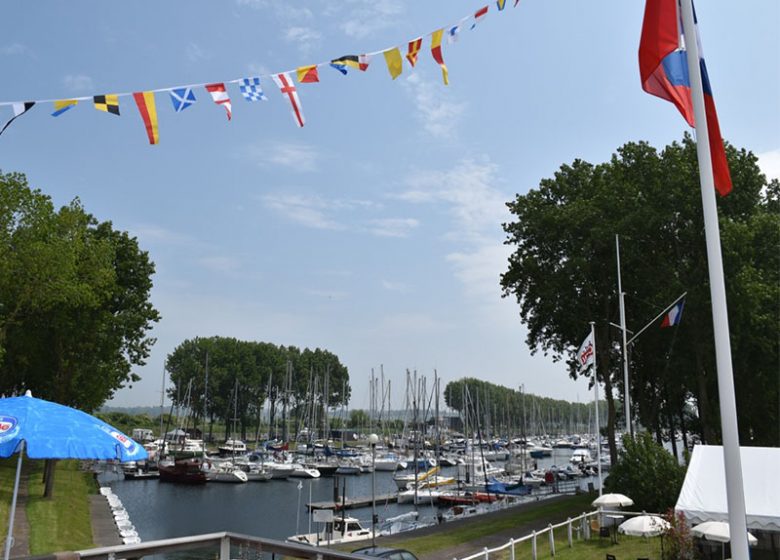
[[0, 2, 523, 142]]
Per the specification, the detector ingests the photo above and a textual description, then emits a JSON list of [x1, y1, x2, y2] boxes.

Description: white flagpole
[[679, 2, 749, 559], [591, 321, 602, 497], [616, 235, 632, 437]]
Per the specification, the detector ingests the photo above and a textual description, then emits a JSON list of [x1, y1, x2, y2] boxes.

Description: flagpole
[[615, 235, 632, 437], [679, 2, 749, 560], [591, 321, 602, 497]]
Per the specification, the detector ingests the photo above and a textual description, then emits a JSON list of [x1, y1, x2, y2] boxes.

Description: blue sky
[[1, 1, 778, 409]]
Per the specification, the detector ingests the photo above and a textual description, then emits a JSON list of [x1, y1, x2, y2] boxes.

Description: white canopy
[[675, 445, 780, 532]]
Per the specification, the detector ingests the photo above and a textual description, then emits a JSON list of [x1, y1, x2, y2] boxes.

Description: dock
[[307, 493, 398, 510]]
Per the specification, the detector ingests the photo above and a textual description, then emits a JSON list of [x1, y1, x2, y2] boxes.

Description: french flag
[[639, 0, 732, 196], [661, 300, 685, 328]]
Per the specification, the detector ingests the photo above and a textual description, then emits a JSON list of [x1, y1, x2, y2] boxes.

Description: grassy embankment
[[0, 458, 95, 554]]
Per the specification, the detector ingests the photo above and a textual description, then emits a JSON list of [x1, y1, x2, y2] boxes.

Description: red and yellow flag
[[133, 91, 159, 145], [406, 37, 423, 67], [431, 30, 449, 85], [384, 48, 403, 79], [296, 65, 320, 83]]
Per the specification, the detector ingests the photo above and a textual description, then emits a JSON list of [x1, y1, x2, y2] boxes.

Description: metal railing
[[18, 532, 364, 560]]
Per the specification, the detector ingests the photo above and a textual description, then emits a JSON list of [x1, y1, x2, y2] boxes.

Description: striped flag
[[51, 99, 78, 117], [383, 47, 403, 80], [661, 300, 685, 328], [205, 83, 232, 120], [431, 30, 449, 85], [272, 72, 305, 128], [0, 102, 35, 137], [133, 91, 159, 145], [406, 37, 423, 67]]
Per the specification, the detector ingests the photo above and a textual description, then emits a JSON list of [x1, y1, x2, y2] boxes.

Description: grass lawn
[[496, 529, 663, 560], [0, 458, 96, 555]]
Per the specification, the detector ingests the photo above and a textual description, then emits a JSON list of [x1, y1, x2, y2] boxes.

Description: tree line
[[501, 136, 779, 462]]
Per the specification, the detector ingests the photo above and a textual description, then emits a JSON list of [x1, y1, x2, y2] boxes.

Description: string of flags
[[0, 2, 520, 144]]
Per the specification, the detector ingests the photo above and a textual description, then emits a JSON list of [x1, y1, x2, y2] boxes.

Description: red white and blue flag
[[639, 0, 731, 196], [661, 300, 685, 328]]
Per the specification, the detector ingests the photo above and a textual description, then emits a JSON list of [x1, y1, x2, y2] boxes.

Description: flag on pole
[[639, 0, 731, 195], [661, 300, 685, 327], [471, 6, 489, 29], [431, 29, 449, 85], [51, 99, 78, 117], [576, 332, 595, 373], [0, 102, 35, 137], [169, 87, 196, 112], [272, 72, 305, 128], [383, 47, 403, 79], [205, 83, 232, 120], [296, 65, 320, 83], [94, 94, 119, 115], [239, 77, 268, 101], [406, 37, 423, 67], [132, 91, 159, 145]]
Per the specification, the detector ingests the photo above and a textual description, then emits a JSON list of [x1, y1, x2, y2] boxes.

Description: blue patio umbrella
[[0, 391, 147, 559]]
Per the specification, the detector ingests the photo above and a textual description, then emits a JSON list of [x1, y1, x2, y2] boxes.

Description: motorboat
[[287, 515, 372, 546], [158, 457, 208, 484], [290, 463, 321, 478], [218, 438, 247, 456]]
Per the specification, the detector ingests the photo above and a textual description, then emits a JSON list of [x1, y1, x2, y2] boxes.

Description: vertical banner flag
[[639, 0, 731, 195], [296, 65, 320, 83], [94, 94, 119, 115], [0, 102, 35, 137], [170, 87, 196, 112], [51, 99, 77, 116], [497, 0, 506, 10], [431, 29, 450, 85], [661, 300, 685, 327], [239, 77, 268, 101], [272, 72, 305, 128], [132, 91, 159, 145], [471, 6, 489, 29], [383, 47, 403, 80], [406, 37, 423, 67], [205, 83, 232, 120], [577, 332, 595, 373]]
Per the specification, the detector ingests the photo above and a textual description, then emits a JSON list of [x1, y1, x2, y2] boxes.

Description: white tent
[[675, 445, 780, 532]]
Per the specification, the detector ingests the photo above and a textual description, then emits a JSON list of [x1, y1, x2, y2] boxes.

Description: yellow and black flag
[[330, 54, 369, 75], [94, 94, 120, 115]]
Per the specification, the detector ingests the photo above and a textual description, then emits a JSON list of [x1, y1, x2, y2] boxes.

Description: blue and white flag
[[239, 77, 268, 102], [447, 24, 461, 44], [169, 87, 196, 112]]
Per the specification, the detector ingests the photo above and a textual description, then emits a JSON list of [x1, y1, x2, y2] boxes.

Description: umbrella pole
[[3, 441, 24, 560]]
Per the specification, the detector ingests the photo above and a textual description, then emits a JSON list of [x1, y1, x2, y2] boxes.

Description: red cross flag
[[272, 72, 305, 128]]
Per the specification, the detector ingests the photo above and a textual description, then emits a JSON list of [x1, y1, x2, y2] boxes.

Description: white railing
[[456, 510, 600, 560]]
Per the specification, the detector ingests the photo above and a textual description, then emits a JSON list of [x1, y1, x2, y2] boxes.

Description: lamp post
[[368, 433, 379, 546]]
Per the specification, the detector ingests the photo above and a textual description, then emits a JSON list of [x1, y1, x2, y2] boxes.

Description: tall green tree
[[501, 137, 779, 453], [0, 171, 160, 410]]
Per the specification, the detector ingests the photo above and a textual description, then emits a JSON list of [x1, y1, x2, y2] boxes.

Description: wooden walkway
[[307, 493, 398, 510]]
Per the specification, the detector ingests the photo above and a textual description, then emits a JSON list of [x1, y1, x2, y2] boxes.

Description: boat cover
[[675, 445, 780, 532]]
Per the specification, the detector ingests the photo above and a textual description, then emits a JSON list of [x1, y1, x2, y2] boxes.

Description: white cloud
[[334, 0, 405, 39], [262, 194, 347, 231], [757, 148, 780, 181], [446, 244, 511, 302], [381, 279, 409, 293], [284, 26, 322, 54], [186, 42, 210, 63], [244, 142, 319, 171], [62, 74, 94, 93], [0, 43, 29, 56], [401, 74, 466, 139], [365, 217, 419, 238]]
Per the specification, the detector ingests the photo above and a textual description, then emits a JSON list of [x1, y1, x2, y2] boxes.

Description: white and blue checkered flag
[[239, 77, 268, 102], [169, 87, 196, 112]]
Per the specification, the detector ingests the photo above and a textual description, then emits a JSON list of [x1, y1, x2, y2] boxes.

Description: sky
[[0, 1, 777, 410]]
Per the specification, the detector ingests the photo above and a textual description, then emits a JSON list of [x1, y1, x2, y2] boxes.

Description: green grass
[[493, 528, 662, 560], [1, 458, 96, 555]]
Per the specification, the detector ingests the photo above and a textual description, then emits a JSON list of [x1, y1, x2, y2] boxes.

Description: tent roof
[[675, 445, 780, 532]]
